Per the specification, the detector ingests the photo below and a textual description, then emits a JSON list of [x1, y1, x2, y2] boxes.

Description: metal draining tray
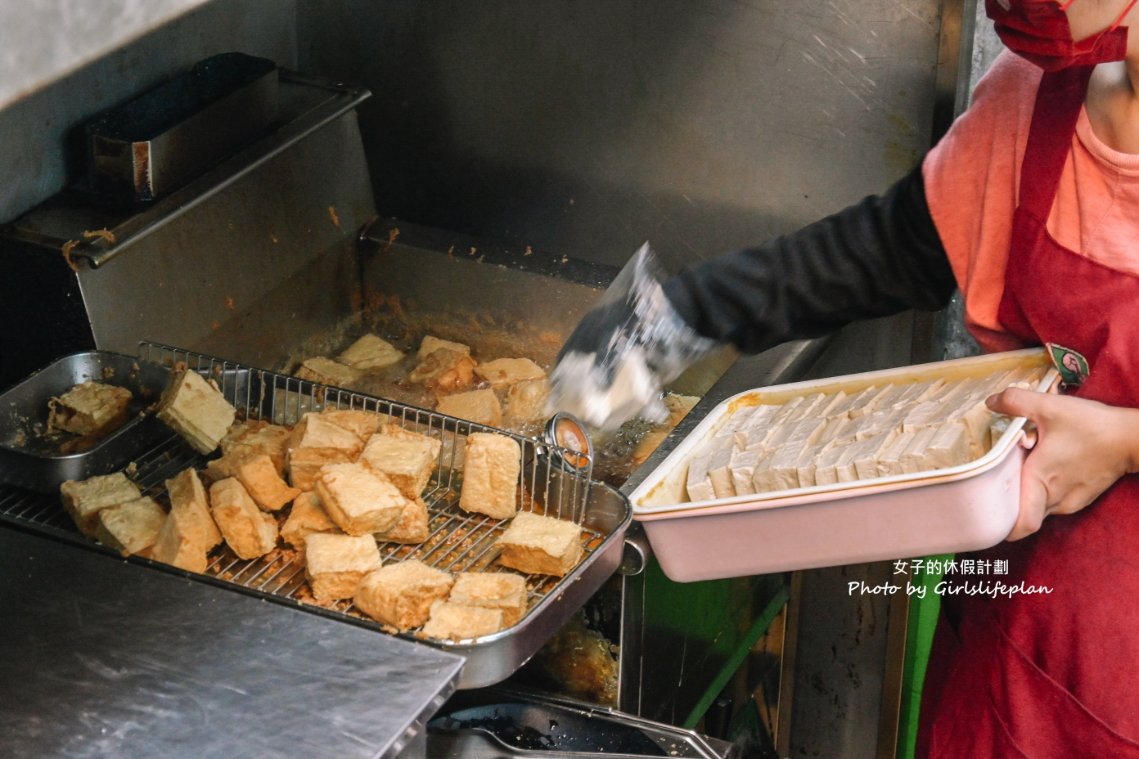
[[0, 343, 632, 689]]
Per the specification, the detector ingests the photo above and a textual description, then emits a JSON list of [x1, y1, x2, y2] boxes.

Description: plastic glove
[[547, 243, 719, 431], [988, 387, 1139, 540]]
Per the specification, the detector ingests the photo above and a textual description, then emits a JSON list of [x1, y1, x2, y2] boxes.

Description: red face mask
[[986, 0, 1139, 71]]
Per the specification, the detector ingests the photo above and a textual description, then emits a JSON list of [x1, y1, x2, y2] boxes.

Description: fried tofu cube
[[436, 388, 502, 427], [235, 454, 301, 512], [410, 348, 477, 393], [315, 462, 407, 536], [219, 420, 291, 476], [354, 560, 454, 630], [287, 446, 354, 491], [337, 333, 405, 370], [152, 507, 211, 573], [448, 572, 528, 626], [473, 358, 546, 389], [164, 468, 223, 550], [208, 478, 278, 559], [417, 335, 471, 360], [280, 492, 341, 549], [496, 511, 583, 577], [95, 496, 166, 556], [504, 378, 551, 426], [376, 495, 430, 545], [155, 369, 236, 454], [304, 533, 381, 602], [294, 356, 361, 388], [421, 599, 505, 641], [359, 430, 441, 499], [291, 413, 366, 456], [48, 381, 132, 437], [318, 408, 386, 440], [459, 432, 520, 519], [60, 472, 142, 537]]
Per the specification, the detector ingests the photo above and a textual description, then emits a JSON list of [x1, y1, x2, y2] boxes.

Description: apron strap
[[1017, 66, 1094, 220]]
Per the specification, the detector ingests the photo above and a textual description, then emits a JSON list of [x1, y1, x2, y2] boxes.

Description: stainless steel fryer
[[0, 342, 632, 689]]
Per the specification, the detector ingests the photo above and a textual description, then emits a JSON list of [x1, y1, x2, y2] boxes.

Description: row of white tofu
[[685, 366, 1045, 502]]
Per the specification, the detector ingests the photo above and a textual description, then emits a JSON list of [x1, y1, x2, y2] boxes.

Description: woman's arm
[[988, 388, 1139, 539], [663, 163, 958, 354]]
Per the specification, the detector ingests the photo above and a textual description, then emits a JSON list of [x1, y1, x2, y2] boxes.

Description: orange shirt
[[922, 51, 1139, 352]]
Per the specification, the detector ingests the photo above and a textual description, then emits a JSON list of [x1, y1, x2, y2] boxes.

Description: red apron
[[918, 66, 1139, 757]]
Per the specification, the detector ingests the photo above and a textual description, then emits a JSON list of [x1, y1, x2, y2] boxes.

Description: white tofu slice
[[900, 427, 941, 474], [685, 454, 716, 502], [729, 447, 769, 495], [706, 442, 738, 499], [923, 422, 974, 470], [731, 404, 780, 450], [813, 440, 854, 486], [873, 430, 916, 478], [850, 432, 902, 480]]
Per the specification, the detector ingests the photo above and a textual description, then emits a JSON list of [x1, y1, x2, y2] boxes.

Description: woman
[[551, 0, 1139, 754]]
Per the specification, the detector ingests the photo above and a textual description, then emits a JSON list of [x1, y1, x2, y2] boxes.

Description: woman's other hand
[[986, 387, 1139, 540]]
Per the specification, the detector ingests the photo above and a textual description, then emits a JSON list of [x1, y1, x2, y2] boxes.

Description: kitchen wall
[[0, 0, 297, 223], [297, 0, 945, 274]]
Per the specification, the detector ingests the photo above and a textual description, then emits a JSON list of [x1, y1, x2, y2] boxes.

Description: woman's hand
[[986, 388, 1139, 540]]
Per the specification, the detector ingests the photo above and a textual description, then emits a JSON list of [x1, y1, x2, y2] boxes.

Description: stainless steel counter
[[0, 525, 464, 759]]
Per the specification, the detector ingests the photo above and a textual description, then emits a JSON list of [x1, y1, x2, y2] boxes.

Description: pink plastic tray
[[629, 349, 1056, 582]]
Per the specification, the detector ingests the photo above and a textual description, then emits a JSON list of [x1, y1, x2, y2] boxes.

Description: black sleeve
[[662, 164, 956, 355]]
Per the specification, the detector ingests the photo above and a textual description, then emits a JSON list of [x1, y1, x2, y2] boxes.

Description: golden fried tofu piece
[[417, 335, 471, 360], [376, 495, 430, 545], [280, 491, 341, 549], [495, 511, 583, 577], [474, 358, 546, 390], [235, 453, 301, 512], [314, 462, 407, 536], [287, 446, 354, 491], [449, 572, 528, 626], [95, 496, 166, 556], [155, 369, 236, 454], [208, 478, 278, 559], [304, 533, 381, 602], [459, 432, 520, 519], [318, 408, 386, 440], [359, 429, 441, 499], [48, 381, 132, 438], [60, 472, 142, 537], [164, 468, 222, 550], [421, 599, 504, 641], [436, 389, 502, 428], [291, 413, 366, 457], [354, 560, 454, 630], [294, 356, 361, 388], [219, 420, 291, 476], [504, 378, 551, 426], [152, 507, 211, 573], [410, 348, 477, 393], [337, 334, 404, 370]]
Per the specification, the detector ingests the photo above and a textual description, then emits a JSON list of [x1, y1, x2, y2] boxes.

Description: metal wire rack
[[0, 342, 616, 644]]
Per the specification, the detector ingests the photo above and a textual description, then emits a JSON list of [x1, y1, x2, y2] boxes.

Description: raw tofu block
[[923, 422, 974, 470], [891, 379, 946, 408], [949, 398, 997, 456], [459, 432, 521, 519], [219, 421, 291, 476], [815, 416, 855, 447], [410, 348, 477, 393], [48, 381, 132, 437], [421, 599, 505, 641], [60, 472, 142, 537], [706, 442, 737, 499], [235, 453, 301, 512], [375, 495, 430, 544], [208, 478, 278, 559], [504, 378, 551, 426], [95, 496, 166, 556], [496, 511, 583, 577], [473, 358, 547, 389], [729, 447, 769, 496], [874, 430, 917, 478], [280, 491, 341, 549], [448, 572, 528, 627], [287, 447, 354, 491], [900, 427, 941, 474], [849, 432, 901, 480], [354, 560, 454, 630], [294, 356, 361, 388], [153, 507, 211, 573], [315, 462, 406, 535], [291, 413, 366, 456], [754, 445, 804, 492], [359, 430, 441, 498], [731, 405, 780, 449], [901, 401, 945, 432], [337, 333, 404, 370], [685, 453, 716, 502], [318, 409, 386, 440], [813, 441, 853, 486], [155, 369, 236, 454], [436, 388, 502, 427], [164, 468, 223, 550], [303, 532, 381, 602], [417, 335, 471, 360]]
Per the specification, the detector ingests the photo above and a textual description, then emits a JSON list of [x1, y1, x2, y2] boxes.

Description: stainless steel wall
[[297, 0, 943, 271], [0, 0, 297, 223]]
